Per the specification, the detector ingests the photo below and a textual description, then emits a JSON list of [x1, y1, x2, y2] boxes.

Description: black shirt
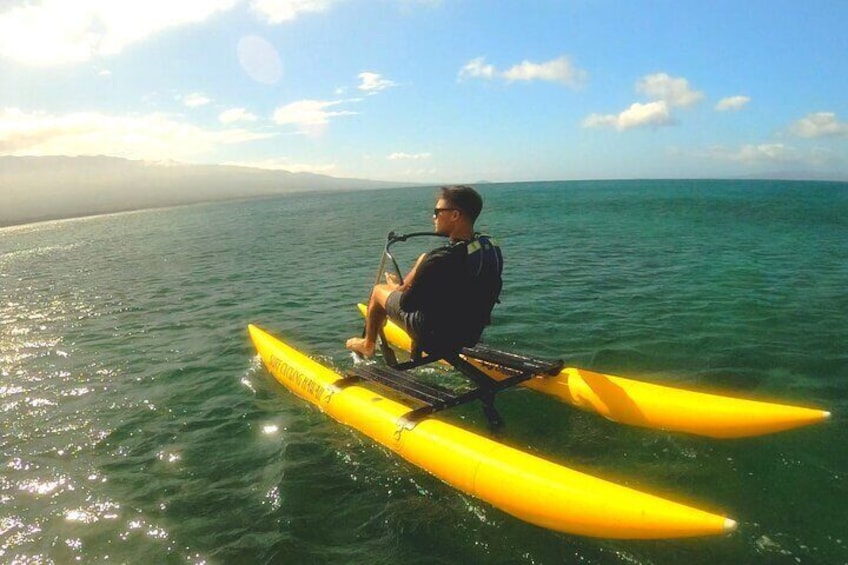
[[399, 236, 502, 353]]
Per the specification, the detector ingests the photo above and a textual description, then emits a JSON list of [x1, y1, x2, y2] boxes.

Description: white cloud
[[272, 99, 357, 136], [388, 152, 431, 160], [735, 143, 796, 163], [716, 95, 751, 112], [0, 0, 237, 66], [0, 107, 271, 161], [619, 101, 674, 129], [583, 72, 701, 131], [636, 73, 703, 107], [459, 55, 586, 87], [459, 57, 497, 81], [250, 0, 332, 24], [581, 113, 618, 129], [502, 56, 587, 87], [698, 143, 844, 170], [790, 112, 848, 138], [705, 143, 800, 164], [583, 101, 673, 131], [219, 108, 258, 124], [183, 93, 212, 108], [357, 72, 398, 93]]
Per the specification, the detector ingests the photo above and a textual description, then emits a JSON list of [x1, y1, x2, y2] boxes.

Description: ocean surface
[[1, 180, 846, 564]]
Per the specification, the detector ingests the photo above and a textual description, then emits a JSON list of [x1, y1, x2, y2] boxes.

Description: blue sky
[[1, 0, 847, 183]]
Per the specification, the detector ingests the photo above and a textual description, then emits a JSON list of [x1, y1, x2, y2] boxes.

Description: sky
[[1, 0, 847, 183]]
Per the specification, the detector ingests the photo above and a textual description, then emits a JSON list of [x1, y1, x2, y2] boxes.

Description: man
[[346, 185, 502, 358]]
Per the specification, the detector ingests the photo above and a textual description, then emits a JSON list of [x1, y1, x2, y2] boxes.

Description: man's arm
[[386, 253, 427, 291]]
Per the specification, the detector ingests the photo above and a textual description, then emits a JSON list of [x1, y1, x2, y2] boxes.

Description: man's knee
[[372, 284, 395, 308]]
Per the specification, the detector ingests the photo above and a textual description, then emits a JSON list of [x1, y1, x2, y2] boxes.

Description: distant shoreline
[[4, 177, 847, 231], [0, 189, 348, 231], [0, 156, 423, 229], [2, 155, 846, 229], [0, 185, 442, 231]]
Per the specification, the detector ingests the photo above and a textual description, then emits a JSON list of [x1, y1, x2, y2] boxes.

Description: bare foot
[[345, 337, 375, 357]]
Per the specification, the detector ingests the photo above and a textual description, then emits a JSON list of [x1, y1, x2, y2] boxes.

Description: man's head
[[438, 185, 483, 221], [433, 185, 482, 238]]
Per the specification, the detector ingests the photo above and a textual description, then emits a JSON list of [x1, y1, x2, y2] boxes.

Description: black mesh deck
[[461, 343, 564, 376]]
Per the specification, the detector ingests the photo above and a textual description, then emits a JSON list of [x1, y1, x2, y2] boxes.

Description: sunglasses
[[433, 207, 459, 217]]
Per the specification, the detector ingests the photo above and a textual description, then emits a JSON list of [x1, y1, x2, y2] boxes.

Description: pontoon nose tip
[[823, 410, 832, 420], [723, 517, 738, 533]]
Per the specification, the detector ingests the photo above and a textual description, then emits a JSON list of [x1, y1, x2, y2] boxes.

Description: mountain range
[[1, 156, 417, 228]]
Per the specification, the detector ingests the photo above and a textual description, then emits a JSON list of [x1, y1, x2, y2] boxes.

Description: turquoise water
[[1, 180, 845, 564]]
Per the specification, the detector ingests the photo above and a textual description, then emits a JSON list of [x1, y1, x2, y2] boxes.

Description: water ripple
[[0, 181, 845, 564]]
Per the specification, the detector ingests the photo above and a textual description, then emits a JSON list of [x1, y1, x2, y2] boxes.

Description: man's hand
[[385, 272, 401, 289]]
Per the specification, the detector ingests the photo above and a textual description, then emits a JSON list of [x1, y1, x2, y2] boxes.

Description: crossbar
[[338, 343, 563, 429]]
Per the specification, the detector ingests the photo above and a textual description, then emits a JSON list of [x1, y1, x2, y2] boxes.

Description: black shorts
[[385, 291, 423, 341]]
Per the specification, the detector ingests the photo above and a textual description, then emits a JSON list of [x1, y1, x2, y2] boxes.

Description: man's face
[[433, 198, 459, 235]]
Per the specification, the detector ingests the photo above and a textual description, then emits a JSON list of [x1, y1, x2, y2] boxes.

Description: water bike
[[248, 231, 829, 539]]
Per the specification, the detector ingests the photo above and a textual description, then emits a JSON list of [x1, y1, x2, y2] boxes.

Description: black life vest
[[414, 234, 504, 355], [461, 233, 503, 333]]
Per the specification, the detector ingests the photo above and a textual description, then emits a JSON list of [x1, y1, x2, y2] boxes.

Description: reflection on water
[[0, 182, 845, 564]]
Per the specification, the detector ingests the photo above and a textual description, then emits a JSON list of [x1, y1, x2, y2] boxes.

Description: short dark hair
[[439, 185, 483, 222]]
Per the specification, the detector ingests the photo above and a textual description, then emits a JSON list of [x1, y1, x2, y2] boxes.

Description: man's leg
[[345, 283, 394, 357]]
